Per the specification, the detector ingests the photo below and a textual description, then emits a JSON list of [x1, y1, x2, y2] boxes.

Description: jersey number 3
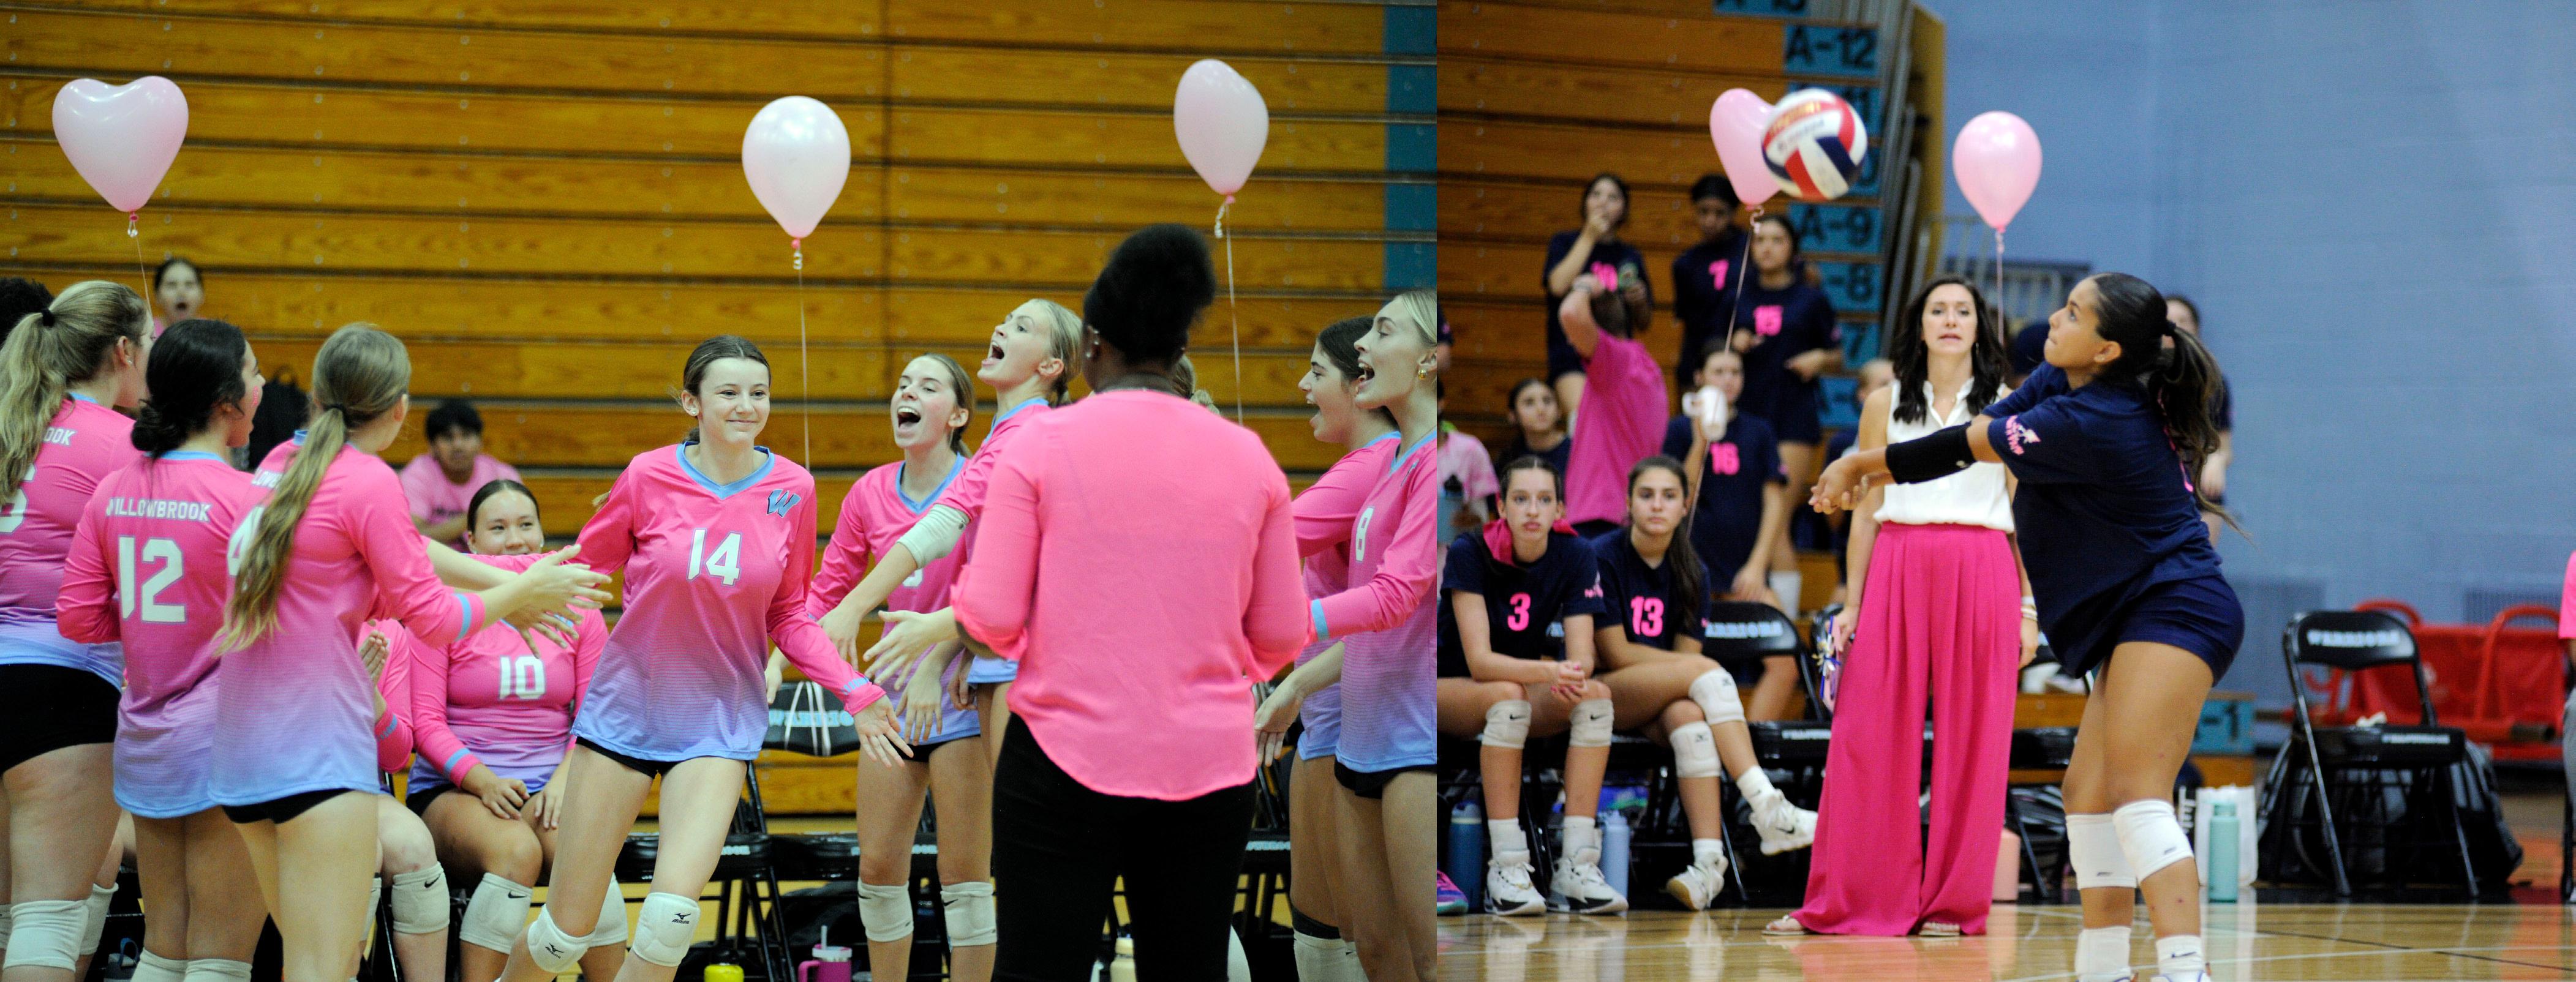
[[688, 529, 742, 585]]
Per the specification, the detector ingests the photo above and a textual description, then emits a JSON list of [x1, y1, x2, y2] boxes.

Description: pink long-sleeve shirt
[[1284, 433, 1396, 762], [394, 557, 606, 793], [952, 390, 1310, 800], [56, 451, 263, 818], [5, 395, 140, 683], [561, 444, 882, 762], [1308, 432, 1441, 644], [810, 456, 980, 740], [214, 441, 484, 805]]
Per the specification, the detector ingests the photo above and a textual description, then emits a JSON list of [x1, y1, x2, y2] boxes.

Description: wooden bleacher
[[2, 0, 1436, 812]]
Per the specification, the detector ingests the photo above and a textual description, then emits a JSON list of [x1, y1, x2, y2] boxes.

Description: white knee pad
[[628, 891, 699, 968], [459, 872, 535, 953], [1669, 721, 1722, 779], [523, 906, 590, 975], [181, 958, 252, 982], [81, 882, 113, 955], [2065, 812, 2137, 890], [940, 881, 996, 948], [1481, 699, 1531, 750], [579, 878, 628, 946], [134, 950, 189, 982], [1, 899, 89, 970], [1687, 669, 1747, 726], [2112, 799, 2194, 882], [856, 880, 913, 943], [389, 866, 449, 935], [0, 902, 11, 951], [1568, 699, 1614, 748]]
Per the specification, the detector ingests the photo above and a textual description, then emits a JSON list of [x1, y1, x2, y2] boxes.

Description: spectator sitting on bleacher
[[1825, 359, 1895, 611], [403, 399, 522, 547], [1586, 455, 1817, 910], [1662, 345, 1798, 718], [1436, 458, 1626, 916], [1542, 173, 1654, 422], [1437, 379, 1498, 538], [151, 257, 205, 336], [0, 277, 54, 349], [1671, 174, 1751, 391], [1497, 378, 1570, 476]]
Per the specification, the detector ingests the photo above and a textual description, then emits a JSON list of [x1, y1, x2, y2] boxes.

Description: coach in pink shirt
[[402, 399, 521, 547], [954, 225, 1308, 981]]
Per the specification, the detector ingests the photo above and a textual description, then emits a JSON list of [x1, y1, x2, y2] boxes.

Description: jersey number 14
[[688, 529, 742, 585]]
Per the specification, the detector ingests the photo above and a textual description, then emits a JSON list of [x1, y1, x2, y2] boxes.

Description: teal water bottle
[[2207, 799, 2239, 902], [1448, 800, 1485, 910], [1601, 811, 1631, 898]]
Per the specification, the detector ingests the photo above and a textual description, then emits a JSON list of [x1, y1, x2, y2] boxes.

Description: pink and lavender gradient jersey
[[56, 451, 262, 817], [953, 391, 1309, 800], [211, 441, 485, 806], [3, 395, 139, 683], [1289, 433, 1400, 762], [396, 556, 606, 794], [936, 397, 1049, 685], [810, 456, 977, 744], [567, 444, 883, 762], [369, 618, 417, 774], [1318, 434, 1439, 773]]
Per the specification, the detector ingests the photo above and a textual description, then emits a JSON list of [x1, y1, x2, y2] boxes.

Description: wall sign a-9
[[1788, 204, 1883, 255]]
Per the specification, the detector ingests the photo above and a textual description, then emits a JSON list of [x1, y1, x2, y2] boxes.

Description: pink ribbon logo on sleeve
[[2005, 416, 2042, 456]]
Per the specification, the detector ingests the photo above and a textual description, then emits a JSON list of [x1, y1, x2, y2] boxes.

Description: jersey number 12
[[688, 529, 742, 585], [118, 536, 186, 624]]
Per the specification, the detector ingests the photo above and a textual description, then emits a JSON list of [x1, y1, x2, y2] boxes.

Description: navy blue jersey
[[1728, 272, 1839, 438], [1499, 433, 1572, 478], [2010, 322, 2049, 379], [1672, 230, 1751, 375], [1436, 529, 1606, 678], [1659, 414, 1785, 581], [1587, 530, 1712, 652], [1543, 231, 1651, 350], [1984, 364, 2228, 670]]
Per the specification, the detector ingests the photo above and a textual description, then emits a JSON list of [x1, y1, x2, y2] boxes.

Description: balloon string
[[793, 238, 811, 468], [1722, 205, 1761, 356], [1992, 227, 2005, 329], [1217, 196, 1241, 424], [129, 214, 148, 299]]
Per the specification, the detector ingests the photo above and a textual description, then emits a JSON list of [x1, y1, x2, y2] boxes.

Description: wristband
[[2020, 596, 2040, 621], [1883, 425, 1976, 484]]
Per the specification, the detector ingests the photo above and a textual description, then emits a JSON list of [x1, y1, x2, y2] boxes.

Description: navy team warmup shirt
[[1660, 414, 1786, 582], [1588, 530, 1714, 652], [1671, 228, 1751, 377], [1983, 364, 2228, 673], [1437, 528, 1605, 678], [1729, 272, 1840, 443], [1542, 231, 1652, 379]]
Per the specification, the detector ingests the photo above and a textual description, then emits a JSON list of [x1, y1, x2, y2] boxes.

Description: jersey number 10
[[688, 529, 742, 585]]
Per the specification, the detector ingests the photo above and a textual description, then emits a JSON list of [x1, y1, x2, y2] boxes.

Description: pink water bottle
[[799, 928, 853, 982]]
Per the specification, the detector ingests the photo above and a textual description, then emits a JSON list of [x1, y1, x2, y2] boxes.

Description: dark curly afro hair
[[1082, 223, 1216, 364]]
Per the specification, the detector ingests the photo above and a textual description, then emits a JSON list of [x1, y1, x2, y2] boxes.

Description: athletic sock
[[1487, 818, 1527, 858], [2075, 926, 2132, 982], [2154, 934, 2205, 981], [1691, 838, 1726, 871]]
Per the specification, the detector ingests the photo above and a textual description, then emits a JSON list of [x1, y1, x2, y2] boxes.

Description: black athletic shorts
[[224, 789, 361, 825], [578, 737, 693, 778], [1334, 761, 1433, 800], [0, 664, 118, 774]]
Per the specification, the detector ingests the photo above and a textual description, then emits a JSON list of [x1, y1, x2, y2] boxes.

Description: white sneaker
[[1548, 847, 1629, 914], [1664, 860, 1726, 911], [1485, 851, 1545, 916], [1751, 792, 1817, 855]]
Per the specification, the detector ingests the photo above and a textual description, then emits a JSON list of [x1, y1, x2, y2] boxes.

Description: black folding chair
[[1695, 601, 1825, 902], [2258, 610, 2478, 895]]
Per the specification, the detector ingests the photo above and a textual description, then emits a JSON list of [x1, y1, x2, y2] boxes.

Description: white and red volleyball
[[1761, 89, 1869, 201]]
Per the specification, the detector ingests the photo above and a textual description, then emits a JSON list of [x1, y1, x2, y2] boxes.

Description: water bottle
[[1601, 811, 1632, 899], [1448, 800, 1485, 909], [1108, 936, 1137, 982], [2207, 799, 2239, 902]]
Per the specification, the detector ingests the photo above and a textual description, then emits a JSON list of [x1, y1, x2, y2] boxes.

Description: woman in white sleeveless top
[[1772, 276, 2035, 937]]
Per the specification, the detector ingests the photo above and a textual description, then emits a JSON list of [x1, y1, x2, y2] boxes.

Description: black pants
[[992, 719, 1254, 982]]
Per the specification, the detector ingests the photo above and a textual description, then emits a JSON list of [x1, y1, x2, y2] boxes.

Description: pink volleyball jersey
[[938, 397, 1049, 685], [369, 618, 417, 774], [567, 444, 882, 762], [1565, 331, 1670, 527], [1319, 434, 1440, 773], [2, 395, 139, 683], [56, 451, 263, 817], [211, 442, 484, 806], [952, 391, 1309, 800], [809, 456, 977, 743], [1288, 434, 1398, 761], [398, 558, 606, 793]]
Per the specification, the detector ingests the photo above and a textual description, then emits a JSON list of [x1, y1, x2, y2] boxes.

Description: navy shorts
[[0, 664, 116, 774], [1753, 403, 1824, 447], [2109, 575, 2244, 680]]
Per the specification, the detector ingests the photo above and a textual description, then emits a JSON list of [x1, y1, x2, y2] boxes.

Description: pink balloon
[[52, 77, 189, 214], [1953, 111, 2043, 230], [1173, 59, 1268, 198], [1709, 89, 1780, 208], [741, 96, 851, 241]]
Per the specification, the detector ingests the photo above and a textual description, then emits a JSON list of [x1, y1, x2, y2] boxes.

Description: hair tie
[[320, 402, 350, 414], [35, 309, 56, 328]]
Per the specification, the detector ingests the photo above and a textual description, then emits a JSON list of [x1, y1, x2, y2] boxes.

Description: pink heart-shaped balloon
[[742, 96, 852, 241], [53, 77, 189, 214], [1709, 89, 1780, 207], [1173, 59, 1269, 198]]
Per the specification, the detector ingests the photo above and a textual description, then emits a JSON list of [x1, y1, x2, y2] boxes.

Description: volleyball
[[1762, 88, 1869, 201]]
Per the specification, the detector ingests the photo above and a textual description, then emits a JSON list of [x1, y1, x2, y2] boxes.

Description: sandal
[[1762, 915, 1810, 935], [1917, 921, 1962, 938]]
